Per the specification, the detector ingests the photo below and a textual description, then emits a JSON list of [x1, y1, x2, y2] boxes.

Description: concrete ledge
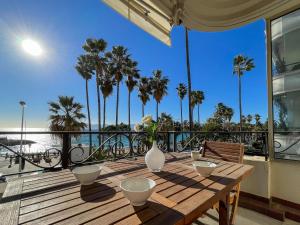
[[241, 155, 270, 199]]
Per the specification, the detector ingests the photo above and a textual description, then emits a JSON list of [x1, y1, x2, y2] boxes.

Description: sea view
[[1, 1, 300, 224], [0, 128, 124, 154]]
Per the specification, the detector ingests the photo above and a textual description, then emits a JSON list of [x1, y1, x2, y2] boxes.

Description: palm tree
[[125, 58, 140, 129], [191, 91, 197, 122], [246, 114, 253, 124], [214, 103, 226, 120], [106, 46, 129, 130], [224, 107, 234, 130], [138, 77, 152, 117], [75, 55, 93, 150], [83, 38, 107, 144], [241, 115, 247, 125], [99, 67, 115, 129], [191, 90, 205, 125], [176, 83, 187, 129], [48, 96, 86, 139], [150, 70, 169, 121], [233, 55, 255, 132], [194, 90, 205, 125], [254, 114, 261, 125]]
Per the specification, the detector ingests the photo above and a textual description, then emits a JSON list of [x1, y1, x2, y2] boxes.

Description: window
[[272, 9, 300, 160]]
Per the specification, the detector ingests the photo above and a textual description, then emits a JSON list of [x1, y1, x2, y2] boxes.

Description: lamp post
[[19, 101, 26, 174]]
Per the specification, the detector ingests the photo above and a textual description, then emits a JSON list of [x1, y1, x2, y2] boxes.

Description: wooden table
[[0, 153, 253, 225]]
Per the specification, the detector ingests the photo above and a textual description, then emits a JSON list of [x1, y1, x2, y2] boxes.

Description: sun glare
[[22, 39, 42, 56]]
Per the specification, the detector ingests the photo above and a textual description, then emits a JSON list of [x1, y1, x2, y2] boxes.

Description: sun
[[22, 39, 42, 56]]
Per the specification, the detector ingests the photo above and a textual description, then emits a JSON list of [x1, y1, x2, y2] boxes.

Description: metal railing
[[0, 130, 268, 177], [274, 131, 300, 161]]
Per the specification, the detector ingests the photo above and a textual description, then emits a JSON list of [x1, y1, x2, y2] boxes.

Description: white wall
[[241, 156, 270, 199], [271, 160, 300, 204], [241, 156, 300, 204]]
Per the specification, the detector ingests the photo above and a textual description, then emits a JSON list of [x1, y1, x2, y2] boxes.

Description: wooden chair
[[202, 141, 244, 225]]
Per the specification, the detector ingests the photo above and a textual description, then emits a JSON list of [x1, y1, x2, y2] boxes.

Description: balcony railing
[[274, 131, 300, 161], [0, 130, 268, 177]]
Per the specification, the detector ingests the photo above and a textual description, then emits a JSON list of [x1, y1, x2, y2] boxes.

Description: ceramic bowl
[[72, 165, 101, 185], [120, 177, 156, 206], [191, 151, 201, 160], [192, 161, 217, 177]]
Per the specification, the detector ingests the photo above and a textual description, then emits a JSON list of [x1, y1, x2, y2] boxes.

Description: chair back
[[202, 141, 244, 163]]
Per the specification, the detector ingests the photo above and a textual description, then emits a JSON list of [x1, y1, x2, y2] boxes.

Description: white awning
[[103, 0, 173, 46], [103, 0, 300, 46]]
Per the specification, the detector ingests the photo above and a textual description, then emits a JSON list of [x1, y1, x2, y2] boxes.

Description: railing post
[[62, 133, 71, 169], [264, 132, 269, 161], [167, 132, 170, 152], [173, 132, 177, 152]]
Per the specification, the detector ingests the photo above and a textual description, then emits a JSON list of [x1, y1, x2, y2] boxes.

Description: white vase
[[145, 141, 165, 172]]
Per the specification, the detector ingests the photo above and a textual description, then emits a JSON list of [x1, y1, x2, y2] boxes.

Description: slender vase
[[145, 140, 165, 172]]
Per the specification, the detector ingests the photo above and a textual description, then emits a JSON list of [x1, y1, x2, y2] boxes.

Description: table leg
[[219, 193, 229, 225]]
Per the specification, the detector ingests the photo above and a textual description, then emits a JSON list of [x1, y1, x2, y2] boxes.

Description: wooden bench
[[202, 141, 245, 225]]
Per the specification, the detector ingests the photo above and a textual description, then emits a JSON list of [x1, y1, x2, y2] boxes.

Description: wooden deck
[[0, 153, 253, 225]]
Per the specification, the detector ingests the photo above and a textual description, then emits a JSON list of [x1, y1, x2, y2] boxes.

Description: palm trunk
[[85, 79, 92, 153], [142, 103, 144, 118], [197, 104, 200, 125], [115, 81, 120, 147], [128, 90, 133, 156], [103, 97, 106, 129], [96, 77, 101, 146], [115, 82, 120, 129], [180, 99, 184, 142], [192, 107, 194, 124], [238, 74, 242, 142], [185, 27, 193, 131], [156, 101, 159, 121], [128, 91, 131, 130]]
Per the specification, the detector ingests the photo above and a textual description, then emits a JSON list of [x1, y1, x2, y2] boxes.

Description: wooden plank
[[150, 192, 177, 208], [19, 185, 121, 224], [203, 141, 244, 164], [23, 173, 75, 187], [20, 180, 116, 215], [0, 179, 23, 225], [154, 169, 196, 192], [167, 164, 243, 204], [21, 178, 111, 207], [21, 171, 108, 201], [143, 208, 184, 225], [21, 178, 79, 195], [173, 164, 253, 224], [114, 208, 158, 225], [158, 163, 235, 202], [124, 163, 182, 178], [84, 203, 146, 225], [219, 194, 229, 225], [22, 176, 77, 191], [22, 170, 71, 183]]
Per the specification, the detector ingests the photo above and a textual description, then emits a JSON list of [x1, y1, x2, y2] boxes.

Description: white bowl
[[72, 165, 101, 185], [191, 151, 201, 160], [192, 161, 217, 177], [120, 177, 156, 206]]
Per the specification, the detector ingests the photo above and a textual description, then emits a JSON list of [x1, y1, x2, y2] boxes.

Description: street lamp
[[19, 101, 26, 173]]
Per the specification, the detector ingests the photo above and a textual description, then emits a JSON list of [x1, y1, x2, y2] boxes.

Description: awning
[[102, 0, 300, 46], [103, 0, 173, 46]]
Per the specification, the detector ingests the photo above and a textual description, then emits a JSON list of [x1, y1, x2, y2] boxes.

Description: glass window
[[272, 9, 300, 160]]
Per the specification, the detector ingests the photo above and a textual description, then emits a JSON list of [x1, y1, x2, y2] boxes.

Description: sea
[[0, 128, 188, 155], [0, 128, 130, 155]]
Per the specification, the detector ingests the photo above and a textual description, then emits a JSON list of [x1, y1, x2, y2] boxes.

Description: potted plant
[[134, 115, 165, 172]]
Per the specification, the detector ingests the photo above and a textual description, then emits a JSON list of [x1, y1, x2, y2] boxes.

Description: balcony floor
[[195, 207, 300, 225]]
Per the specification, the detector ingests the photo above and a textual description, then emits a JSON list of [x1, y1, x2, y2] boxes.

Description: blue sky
[[0, 0, 267, 128]]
